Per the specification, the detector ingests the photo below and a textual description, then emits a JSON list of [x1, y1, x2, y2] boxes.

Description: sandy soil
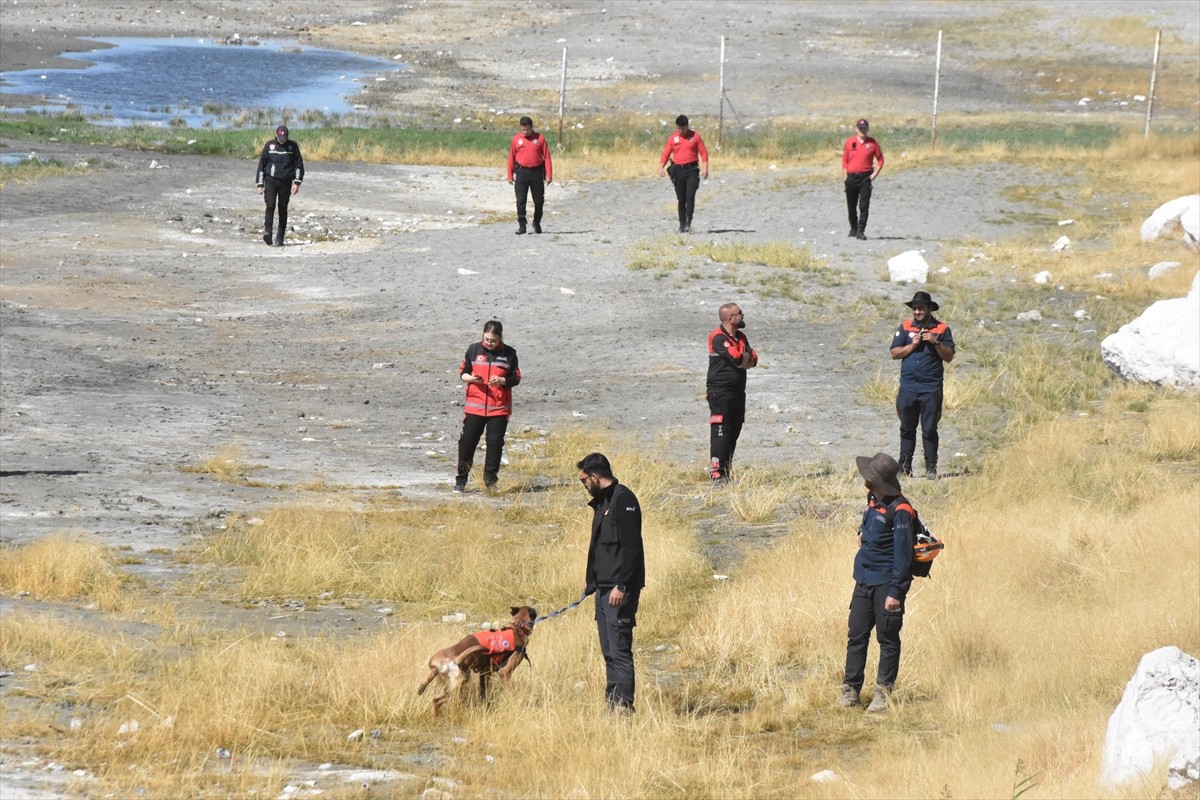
[[2, 2, 1197, 797]]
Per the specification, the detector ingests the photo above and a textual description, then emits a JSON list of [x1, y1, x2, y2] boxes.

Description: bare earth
[[1, 1, 1197, 796]]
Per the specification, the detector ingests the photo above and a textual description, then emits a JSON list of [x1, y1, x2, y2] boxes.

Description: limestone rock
[[887, 251, 929, 284], [1101, 646, 1200, 791], [1140, 195, 1200, 246], [1101, 272, 1200, 390]]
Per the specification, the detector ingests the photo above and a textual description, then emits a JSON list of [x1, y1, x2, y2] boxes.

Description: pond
[[0, 37, 403, 127]]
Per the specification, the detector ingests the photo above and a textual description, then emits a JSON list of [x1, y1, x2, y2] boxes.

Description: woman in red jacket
[[454, 320, 521, 493], [658, 114, 709, 233]]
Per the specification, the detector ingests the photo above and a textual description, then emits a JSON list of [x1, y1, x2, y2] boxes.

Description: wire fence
[[709, 30, 1198, 153]]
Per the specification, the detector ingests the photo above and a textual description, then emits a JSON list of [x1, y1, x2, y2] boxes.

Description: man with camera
[[889, 291, 955, 480]]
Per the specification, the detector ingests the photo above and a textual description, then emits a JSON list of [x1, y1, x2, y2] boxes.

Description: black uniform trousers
[[263, 177, 293, 241], [707, 386, 746, 479], [595, 588, 639, 710], [843, 581, 904, 692], [672, 162, 701, 230], [844, 171, 873, 234], [513, 165, 545, 227], [455, 413, 508, 486], [896, 386, 943, 472]]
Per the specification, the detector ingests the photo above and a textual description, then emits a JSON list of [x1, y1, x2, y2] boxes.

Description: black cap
[[276, 125, 289, 136], [856, 118, 869, 130]]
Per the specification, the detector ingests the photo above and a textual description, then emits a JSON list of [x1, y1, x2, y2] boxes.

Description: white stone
[[1101, 272, 1200, 390], [442, 612, 467, 623], [810, 769, 838, 783], [1101, 646, 1200, 791], [1148, 261, 1181, 279], [1140, 195, 1200, 244], [1016, 310, 1042, 322], [1034, 270, 1052, 284], [887, 250, 929, 284], [347, 729, 365, 741], [1052, 236, 1071, 251]]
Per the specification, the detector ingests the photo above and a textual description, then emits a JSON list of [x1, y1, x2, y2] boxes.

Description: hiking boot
[[898, 459, 913, 477], [848, 229, 857, 237], [263, 231, 273, 245], [452, 481, 465, 494], [856, 232, 867, 240], [926, 468, 938, 480], [838, 684, 860, 708], [515, 224, 527, 235], [483, 481, 498, 495], [866, 685, 891, 713], [532, 221, 542, 234]]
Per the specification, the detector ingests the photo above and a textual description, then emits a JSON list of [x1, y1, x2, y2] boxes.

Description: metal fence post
[[717, 35, 726, 150], [932, 30, 942, 151], [557, 47, 567, 149], [1144, 30, 1161, 138]]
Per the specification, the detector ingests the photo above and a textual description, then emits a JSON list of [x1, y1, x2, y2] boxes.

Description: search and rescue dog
[[417, 605, 537, 717]]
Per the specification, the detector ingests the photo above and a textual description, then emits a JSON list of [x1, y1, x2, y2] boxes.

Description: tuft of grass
[[0, 536, 136, 610], [0, 156, 90, 188], [692, 240, 829, 273]]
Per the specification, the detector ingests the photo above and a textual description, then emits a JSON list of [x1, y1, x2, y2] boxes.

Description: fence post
[[931, 29, 942, 151], [1144, 30, 1161, 138], [557, 47, 567, 149], [717, 35, 726, 150]]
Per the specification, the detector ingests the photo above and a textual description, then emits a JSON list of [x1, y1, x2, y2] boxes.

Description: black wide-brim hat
[[905, 290, 940, 311], [855, 452, 903, 496]]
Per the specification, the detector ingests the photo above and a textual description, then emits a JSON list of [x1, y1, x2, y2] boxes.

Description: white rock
[[1149, 261, 1181, 279], [347, 728, 365, 742], [1074, 310, 1090, 320], [887, 250, 929, 284], [1016, 310, 1042, 322], [1052, 236, 1071, 251], [560, 287, 576, 295], [810, 769, 838, 783], [1034, 270, 1052, 284], [1140, 195, 1200, 244], [1101, 272, 1200, 390], [1058, 219, 1074, 226], [1101, 646, 1200, 791], [117, 720, 140, 735], [442, 612, 467, 623]]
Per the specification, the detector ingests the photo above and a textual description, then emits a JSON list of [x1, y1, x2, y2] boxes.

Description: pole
[[717, 35, 725, 150], [557, 47, 567, 148], [931, 29, 942, 151], [1144, 30, 1161, 138]]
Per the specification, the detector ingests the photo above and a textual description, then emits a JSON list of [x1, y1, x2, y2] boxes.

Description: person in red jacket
[[506, 116, 553, 235], [659, 115, 709, 233], [842, 118, 884, 240], [454, 320, 521, 493]]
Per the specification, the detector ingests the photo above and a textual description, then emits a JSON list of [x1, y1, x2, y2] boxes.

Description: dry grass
[[0, 535, 136, 611], [3, 386, 1197, 797]]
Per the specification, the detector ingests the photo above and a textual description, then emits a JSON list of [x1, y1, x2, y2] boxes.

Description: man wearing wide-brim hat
[[889, 291, 955, 479], [838, 452, 918, 713]]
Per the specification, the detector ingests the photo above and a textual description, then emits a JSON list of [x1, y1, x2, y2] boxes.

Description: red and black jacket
[[460, 341, 520, 418], [707, 327, 757, 392]]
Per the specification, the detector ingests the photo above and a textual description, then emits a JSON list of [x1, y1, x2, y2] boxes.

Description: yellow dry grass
[[0, 535, 135, 611], [4, 389, 1195, 798]]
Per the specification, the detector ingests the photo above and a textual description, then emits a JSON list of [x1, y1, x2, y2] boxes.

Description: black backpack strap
[[885, 495, 920, 531]]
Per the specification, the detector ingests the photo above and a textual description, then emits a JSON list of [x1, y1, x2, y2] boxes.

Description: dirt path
[[1, 138, 1046, 559]]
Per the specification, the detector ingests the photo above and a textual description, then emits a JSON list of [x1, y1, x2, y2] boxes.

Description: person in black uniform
[[255, 124, 304, 247], [579, 452, 645, 713], [706, 302, 757, 481]]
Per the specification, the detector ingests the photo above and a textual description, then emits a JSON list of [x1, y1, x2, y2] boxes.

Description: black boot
[[274, 227, 285, 247], [516, 217, 527, 235], [898, 458, 913, 477], [263, 229, 273, 246]]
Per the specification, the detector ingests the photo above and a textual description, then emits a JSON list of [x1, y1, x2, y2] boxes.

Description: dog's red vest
[[472, 629, 518, 667]]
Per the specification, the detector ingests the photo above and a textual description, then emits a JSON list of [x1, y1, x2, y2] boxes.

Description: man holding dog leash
[[578, 453, 644, 714]]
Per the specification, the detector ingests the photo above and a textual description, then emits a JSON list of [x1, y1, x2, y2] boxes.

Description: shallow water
[[0, 37, 402, 126]]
